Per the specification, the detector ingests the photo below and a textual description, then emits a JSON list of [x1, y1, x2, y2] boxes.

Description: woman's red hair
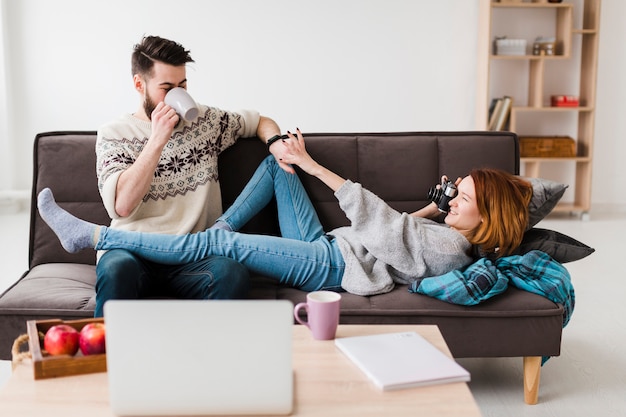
[[465, 169, 533, 257]]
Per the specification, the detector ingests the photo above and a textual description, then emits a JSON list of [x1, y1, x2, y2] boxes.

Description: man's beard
[[143, 93, 157, 121]]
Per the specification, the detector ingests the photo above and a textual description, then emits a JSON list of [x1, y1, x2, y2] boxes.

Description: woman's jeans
[[96, 156, 346, 292]]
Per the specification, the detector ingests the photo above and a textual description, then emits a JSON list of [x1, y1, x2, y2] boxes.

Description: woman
[[38, 129, 533, 296]]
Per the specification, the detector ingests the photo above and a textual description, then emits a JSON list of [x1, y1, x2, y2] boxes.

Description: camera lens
[[427, 186, 443, 203]]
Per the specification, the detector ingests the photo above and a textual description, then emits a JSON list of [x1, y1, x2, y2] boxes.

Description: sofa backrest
[[30, 131, 519, 269]]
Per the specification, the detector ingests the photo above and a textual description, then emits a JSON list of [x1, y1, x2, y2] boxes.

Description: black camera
[[427, 178, 457, 213]]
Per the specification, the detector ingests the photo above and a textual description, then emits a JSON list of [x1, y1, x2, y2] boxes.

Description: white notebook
[[335, 331, 470, 391]]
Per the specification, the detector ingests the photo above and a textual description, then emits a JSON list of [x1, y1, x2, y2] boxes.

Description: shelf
[[490, 2, 573, 57], [521, 156, 591, 163], [492, 3, 572, 10], [490, 54, 569, 60], [572, 29, 597, 35], [513, 106, 594, 112], [486, 0, 601, 215]]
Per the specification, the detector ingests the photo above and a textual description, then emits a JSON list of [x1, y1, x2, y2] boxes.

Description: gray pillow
[[513, 228, 594, 263], [525, 177, 568, 229]]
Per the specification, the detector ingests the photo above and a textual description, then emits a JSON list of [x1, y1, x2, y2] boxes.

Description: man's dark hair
[[131, 36, 194, 77]]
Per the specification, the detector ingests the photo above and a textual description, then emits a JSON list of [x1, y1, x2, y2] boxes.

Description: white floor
[[1, 208, 625, 416]]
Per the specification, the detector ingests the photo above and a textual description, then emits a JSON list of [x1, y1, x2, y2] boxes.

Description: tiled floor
[[1, 208, 625, 416]]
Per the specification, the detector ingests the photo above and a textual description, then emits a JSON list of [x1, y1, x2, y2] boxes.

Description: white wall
[[594, 0, 626, 210], [0, 0, 624, 211], [0, 0, 12, 191], [0, 0, 478, 191]]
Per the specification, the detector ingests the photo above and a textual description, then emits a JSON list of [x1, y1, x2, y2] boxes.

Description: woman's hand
[[268, 140, 295, 174], [410, 202, 442, 220], [281, 128, 347, 192], [281, 129, 321, 176]]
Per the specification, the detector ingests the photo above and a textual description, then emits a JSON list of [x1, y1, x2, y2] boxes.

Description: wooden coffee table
[[0, 324, 481, 416]]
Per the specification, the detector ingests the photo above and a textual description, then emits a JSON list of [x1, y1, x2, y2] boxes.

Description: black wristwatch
[[266, 134, 284, 148]]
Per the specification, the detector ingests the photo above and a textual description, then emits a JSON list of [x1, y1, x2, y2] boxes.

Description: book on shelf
[[334, 331, 470, 391], [488, 95, 513, 131], [487, 98, 503, 130], [487, 97, 499, 119]]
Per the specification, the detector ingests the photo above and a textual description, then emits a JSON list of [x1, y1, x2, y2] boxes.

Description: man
[[94, 35, 288, 317]]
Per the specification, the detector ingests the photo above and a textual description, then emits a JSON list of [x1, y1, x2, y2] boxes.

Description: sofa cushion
[[0, 264, 96, 312], [525, 177, 568, 229], [514, 228, 595, 263], [0, 263, 96, 360], [30, 132, 108, 268]]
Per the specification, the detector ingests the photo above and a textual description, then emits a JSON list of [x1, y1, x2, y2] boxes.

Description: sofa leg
[[523, 356, 541, 404]]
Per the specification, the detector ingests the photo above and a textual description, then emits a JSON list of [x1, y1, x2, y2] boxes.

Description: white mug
[[164, 87, 199, 121]]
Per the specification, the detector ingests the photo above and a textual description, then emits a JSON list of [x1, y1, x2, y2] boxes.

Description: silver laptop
[[104, 299, 294, 416]]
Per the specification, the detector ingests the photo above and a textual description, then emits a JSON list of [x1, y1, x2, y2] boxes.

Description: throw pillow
[[525, 177, 568, 229], [513, 228, 594, 263]]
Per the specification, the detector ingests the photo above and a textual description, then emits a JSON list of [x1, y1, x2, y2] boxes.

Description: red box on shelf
[[551, 95, 579, 107]]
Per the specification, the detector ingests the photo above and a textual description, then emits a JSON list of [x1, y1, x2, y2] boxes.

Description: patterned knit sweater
[[96, 105, 260, 237]]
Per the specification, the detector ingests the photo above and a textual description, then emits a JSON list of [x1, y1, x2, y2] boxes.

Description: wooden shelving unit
[[484, 0, 601, 217]]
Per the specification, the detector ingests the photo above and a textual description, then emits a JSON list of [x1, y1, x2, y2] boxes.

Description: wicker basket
[[520, 137, 576, 158]]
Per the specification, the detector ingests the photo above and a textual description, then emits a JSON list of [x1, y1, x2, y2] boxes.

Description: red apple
[[79, 322, 106, 355], [43, 324, 80, 356]]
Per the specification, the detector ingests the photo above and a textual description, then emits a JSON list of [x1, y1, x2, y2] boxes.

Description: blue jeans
[[96, 156, 345, 293], [95, 250, 249, 317]]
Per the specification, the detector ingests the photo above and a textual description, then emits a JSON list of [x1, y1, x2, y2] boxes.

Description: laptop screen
[[104, 299, 294, 416]]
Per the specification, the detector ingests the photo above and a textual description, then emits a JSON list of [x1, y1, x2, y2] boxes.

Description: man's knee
[[98, 249, 141, 271], [96, 249, 146, 293], [210, 257, 250, 299], [95, 249, 149, 317]]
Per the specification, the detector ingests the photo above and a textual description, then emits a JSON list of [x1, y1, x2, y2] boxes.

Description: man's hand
[[268, 139, 296, 174], [150, 102, 179, 148], [114, 102, 179, 217]]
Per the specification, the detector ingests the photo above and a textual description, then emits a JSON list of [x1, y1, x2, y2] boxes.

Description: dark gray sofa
[[0, 131, 566, 403]]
